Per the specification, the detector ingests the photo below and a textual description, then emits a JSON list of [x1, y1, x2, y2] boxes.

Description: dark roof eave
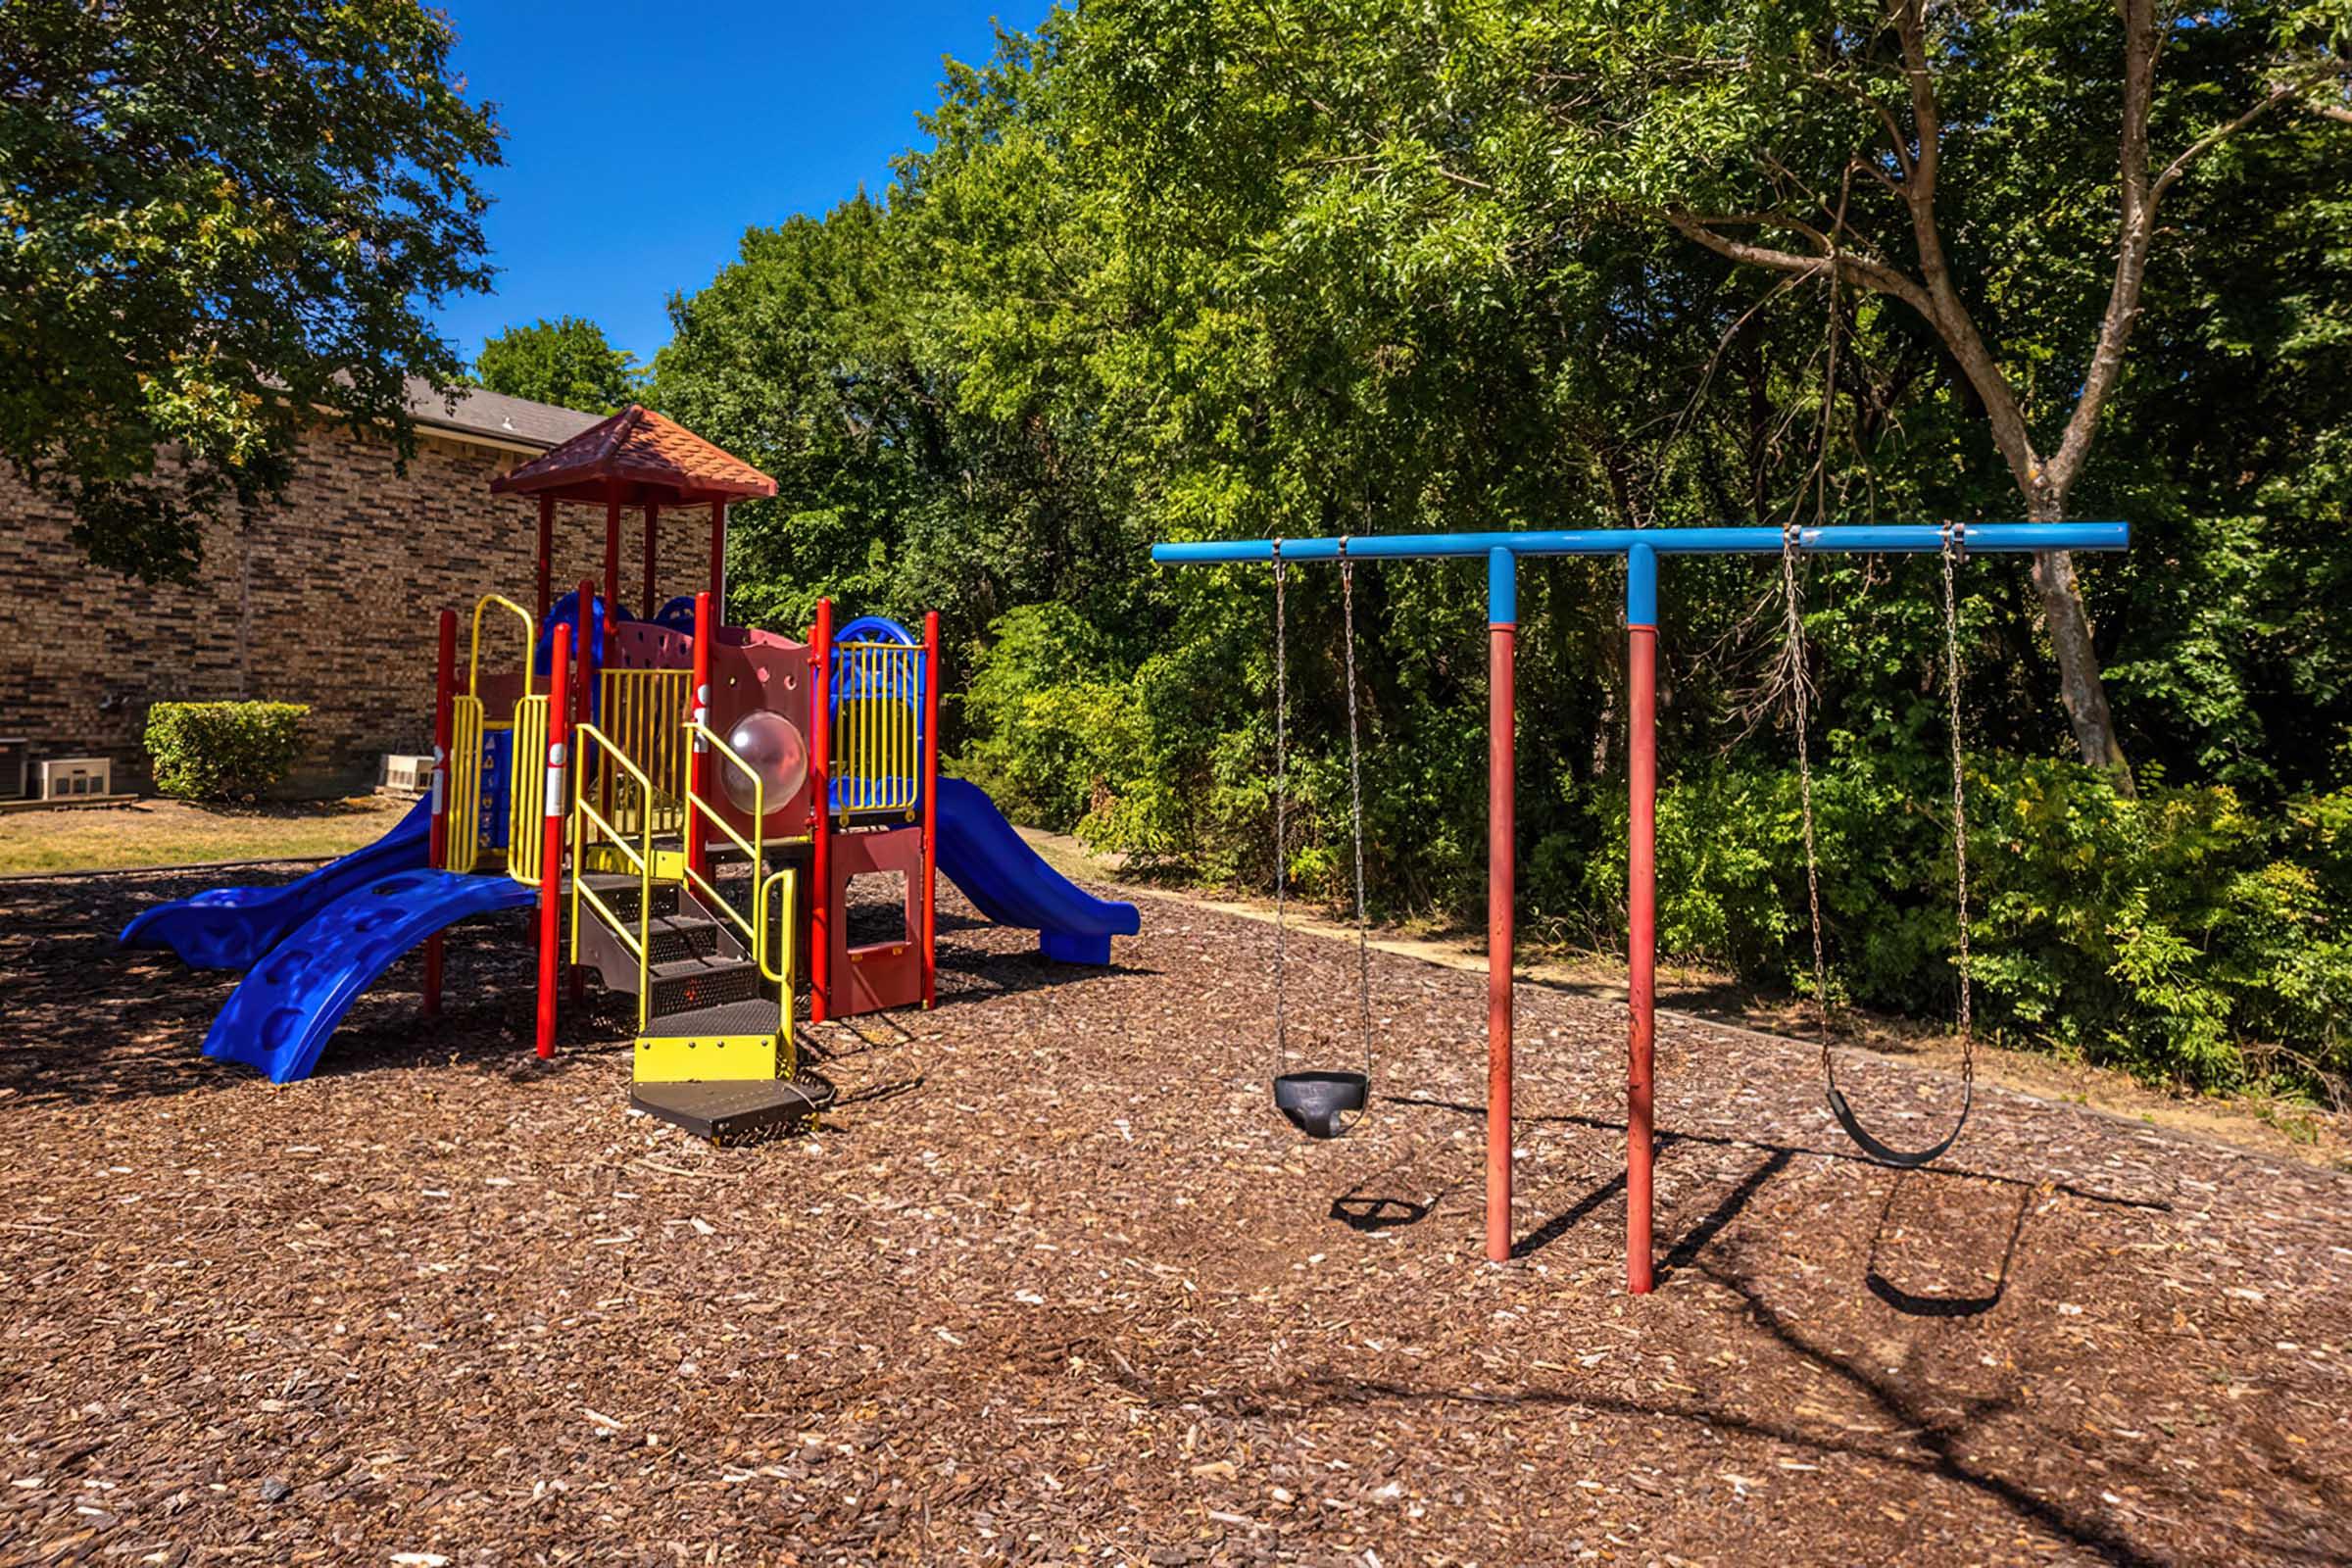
[[487, 473, 776, 505]]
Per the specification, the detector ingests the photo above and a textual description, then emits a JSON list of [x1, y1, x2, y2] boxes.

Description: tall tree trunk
[[2025, 505, 2133, 794]]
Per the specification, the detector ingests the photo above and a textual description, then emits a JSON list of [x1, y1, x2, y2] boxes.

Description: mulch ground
[[2, 865, 2348, 1568]]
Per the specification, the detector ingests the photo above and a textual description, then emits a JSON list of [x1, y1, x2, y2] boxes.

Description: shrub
[[144, 702, 309, 802], [1557, 749, 2352, 1096]]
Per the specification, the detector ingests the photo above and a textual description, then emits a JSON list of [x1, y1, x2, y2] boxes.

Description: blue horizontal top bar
[[1151, 521, 2129, 564]]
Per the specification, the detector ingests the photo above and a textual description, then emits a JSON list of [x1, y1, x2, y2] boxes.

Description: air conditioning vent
[[38, 758, 112, 800], [380, 754, 434, 795]]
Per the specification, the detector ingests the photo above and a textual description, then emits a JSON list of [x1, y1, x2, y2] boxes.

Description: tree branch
[[1809, 70, 1915, 181], [2155, 63, 2352, 197], [1663, 209, 1934, 316], [2044, 0, 2158, 501]]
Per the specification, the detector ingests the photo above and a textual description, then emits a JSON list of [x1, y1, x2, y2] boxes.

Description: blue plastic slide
[[203, 868, 539, 1083], [934, 777, 1140, 964], [119, 794, 434, 970]]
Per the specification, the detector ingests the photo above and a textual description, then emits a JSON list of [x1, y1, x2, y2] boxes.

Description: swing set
[[1151, 520, 2130, 1294]]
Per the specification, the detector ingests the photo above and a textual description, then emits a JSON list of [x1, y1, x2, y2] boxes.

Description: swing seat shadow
[[1862, 1177, 2032, 1318], [1329, 1193, 1430, 1232]]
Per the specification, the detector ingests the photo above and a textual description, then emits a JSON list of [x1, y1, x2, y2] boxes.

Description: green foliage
[[471, 317, 641, 415], [1562, 752, 2352, 1092], [0, 0, 500, 582], [144, 703, 310, 803], [647, 1, 2352, 1098]]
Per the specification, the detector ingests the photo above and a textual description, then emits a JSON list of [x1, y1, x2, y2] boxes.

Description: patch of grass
[[0, 796, 411, 876]]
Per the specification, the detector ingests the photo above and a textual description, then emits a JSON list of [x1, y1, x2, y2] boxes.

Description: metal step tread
[[648, 911, 719, 937], [630, 1075, 834, 1143], [648, 952, 759, 981], [580, 870, 679, 894], [640, 999, 784, 1041]]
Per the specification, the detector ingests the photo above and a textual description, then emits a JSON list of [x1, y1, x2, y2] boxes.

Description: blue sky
[[434, 1, 1048, 371]]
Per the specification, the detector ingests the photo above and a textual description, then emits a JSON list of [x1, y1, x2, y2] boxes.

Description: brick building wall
[[0, 420, 719, 794]]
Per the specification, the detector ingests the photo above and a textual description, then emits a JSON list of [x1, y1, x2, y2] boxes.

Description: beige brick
[[0, 422, 719, 794]]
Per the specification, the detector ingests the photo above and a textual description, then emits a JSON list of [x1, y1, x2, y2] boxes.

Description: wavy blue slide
[[119, 794, 434, 969], [935, 777, 1140, 964], [203, 868, 538, 1084]]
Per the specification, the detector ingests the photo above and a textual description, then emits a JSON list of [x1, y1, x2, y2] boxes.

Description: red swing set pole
[[1485, 549, 1516, 1264], [1626, 542, 1659, 1294]]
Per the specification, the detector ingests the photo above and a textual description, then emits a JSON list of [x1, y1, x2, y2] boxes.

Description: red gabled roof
[[489, 404, 776, 505]]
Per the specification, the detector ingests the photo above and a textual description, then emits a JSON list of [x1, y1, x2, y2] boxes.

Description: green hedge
[[1558, 751, 2352, 1095], [144, 702, 310, 802]]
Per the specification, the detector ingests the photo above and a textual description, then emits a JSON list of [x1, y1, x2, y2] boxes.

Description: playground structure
[[124, 406, 1140, 1139], [1151, 520, 2131, 1295]]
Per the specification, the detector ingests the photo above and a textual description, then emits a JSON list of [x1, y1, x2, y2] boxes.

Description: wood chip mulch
[[2, 864, 2348, 1567]]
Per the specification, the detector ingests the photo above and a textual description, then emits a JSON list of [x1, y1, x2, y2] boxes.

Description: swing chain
[[1778, 531, 1833, 1076], [1940, 523, 1975, 1080], [1787, 521, 1978, 1159], [1340, 539, 1373, 1083], [1272, 539, 1288, 1076]]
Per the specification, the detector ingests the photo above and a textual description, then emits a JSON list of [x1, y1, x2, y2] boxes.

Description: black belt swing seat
[[1782, 521, 1979, 1169], [1266, 537, 1378, 1141]]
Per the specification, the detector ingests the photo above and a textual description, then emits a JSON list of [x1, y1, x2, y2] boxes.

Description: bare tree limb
[[2043, 0, 2159, 501], [1664, 209, 1934, 314]]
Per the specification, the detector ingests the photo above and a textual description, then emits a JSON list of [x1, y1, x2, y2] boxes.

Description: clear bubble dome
[[721, 709, 808, 814]]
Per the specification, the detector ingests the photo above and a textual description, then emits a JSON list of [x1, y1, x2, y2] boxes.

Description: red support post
[[687, 590, 712, 883], [1626, 542, 1659, 1295], [570, 576, 597, 1006], [1486, 549, 1516, 1265], [602, 490, 622, 635], [709, 501, 728, 623], [808, 597, 834, 1023], [423, 609, 457, 1015], [642, 502, 661, 614], [535, 496, 555, 622], [920, 610, 941, 1009], [536, 624, 573, 1060]]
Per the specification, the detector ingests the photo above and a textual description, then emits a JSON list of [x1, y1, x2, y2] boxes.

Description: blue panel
[[1041, 929, 1114, 965], [481, 729, 514, 852], [934, 777, 1140, 961], [118, 795, 434, 970], [202, 869, 539, 1083]]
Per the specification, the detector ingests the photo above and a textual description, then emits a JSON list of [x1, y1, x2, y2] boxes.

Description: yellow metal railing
[[832, 640, 922, 820], [507, 695, 550, 886], [442, 593, 537, 876], [682, 720, 763, 950], [469, 593, 536, 700], [569, 721, 656, 1030], [756, 866, 799, 1072], [445, 696, 485, 872], [677, 728, 795, 1053], [599, 668, 691, 835]]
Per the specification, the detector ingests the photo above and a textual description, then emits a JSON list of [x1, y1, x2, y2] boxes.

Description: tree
[[1595, 0, 2352, 789], [0, 0, 500, 583], [472, 316, 642, 415]]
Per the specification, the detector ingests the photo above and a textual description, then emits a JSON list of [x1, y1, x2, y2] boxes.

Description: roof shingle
[[488, 404, 776, 505], [404, 378, 603, 450]]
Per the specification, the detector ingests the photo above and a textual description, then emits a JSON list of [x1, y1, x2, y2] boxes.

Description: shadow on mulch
[[6, 858, 2349, 1568]]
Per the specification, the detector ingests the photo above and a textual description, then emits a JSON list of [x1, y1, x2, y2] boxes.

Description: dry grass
[[0, 794, 409, 876]]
